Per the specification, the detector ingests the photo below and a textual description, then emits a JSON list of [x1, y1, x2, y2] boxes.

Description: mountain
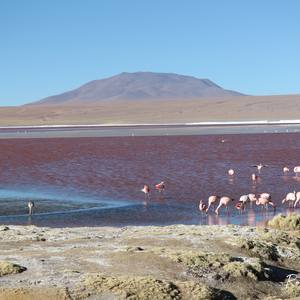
[[30, 72, 244, 105]]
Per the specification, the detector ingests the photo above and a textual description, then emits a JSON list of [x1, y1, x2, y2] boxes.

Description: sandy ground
[[0, 94, 300, 126], [0, 214, 300, 299]]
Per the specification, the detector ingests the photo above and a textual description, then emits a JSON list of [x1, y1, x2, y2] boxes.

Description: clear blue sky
[[1, 0, 299, 106]]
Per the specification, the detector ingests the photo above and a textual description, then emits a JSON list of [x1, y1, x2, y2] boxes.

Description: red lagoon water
[[0, 133, 300, 227]]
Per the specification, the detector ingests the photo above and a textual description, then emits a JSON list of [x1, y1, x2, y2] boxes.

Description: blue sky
[[0, 0, 299, 106]]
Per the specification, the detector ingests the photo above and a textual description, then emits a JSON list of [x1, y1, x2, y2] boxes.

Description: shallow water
[[0, 133, 299, 227]]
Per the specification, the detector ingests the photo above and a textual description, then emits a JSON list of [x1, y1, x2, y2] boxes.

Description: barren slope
[[0, 94, 299, 126]]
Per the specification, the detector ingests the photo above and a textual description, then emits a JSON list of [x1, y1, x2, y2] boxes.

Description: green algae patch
[[268, 213, 300, 231], [236, 235, 300, 269], [157, 248, 266, 282], [84, 274, 217, 300], [0, 261, 26, 277], [238, 238, 280, 261], [223, 260, 264, 280], [176, 281, 219, 300], [158, 249, 232, 269]]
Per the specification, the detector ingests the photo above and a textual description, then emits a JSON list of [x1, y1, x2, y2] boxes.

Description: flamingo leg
[[215, 203, 222, 215], [206, 203, 211, 213]]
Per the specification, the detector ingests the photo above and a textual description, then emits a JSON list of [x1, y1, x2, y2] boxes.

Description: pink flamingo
[[155, 181, 165, 193], [294, 166, 300, 176], [239, 194, 249, 205], [248, 193, 257, 208], [256, 197, 276, 211], [235, 202, 245, 213], [239, 194, 257, 208], [260, 193, 271, 201], [282, 191, 300, 208], [282, 191, 296, 207], [251, 173, 258, 181], [205, 195, 219, 213], [199, 200, 207, 215], [228, 169, 235, 176], [141, 185, 150, 200], [252, 163, 267, 173], [283, 166, 289, 173], [295, 193, 300, 208], [215, 196, 234, 215]]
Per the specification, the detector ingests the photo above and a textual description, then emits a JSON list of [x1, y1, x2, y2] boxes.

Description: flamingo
[[260, 193, 271, 201], [283, 166, 290, 173], [282, 191, 300, 208], [215, 196, 234, 215], [248, 193, 257, 208], [205, 195, 219, 213], [235, 202, 245, 213], [252, 163, 267, 173], [141, 185, 150, 200], [27, 201, 34, 215], [228, 169, 235, 176], [251, 173, 258, 181], [294, 192, 300, 208], [256, 197, 276, 211], [199, 200, 207, 215], [294, 166, 300, 176], [239, 194, 250, 205], [282, 191, 296, 207], [155, 181, 165, 193], [238, 194, 257, 210]]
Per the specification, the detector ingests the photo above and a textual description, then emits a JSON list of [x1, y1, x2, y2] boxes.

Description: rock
[[0, 226, 9, 231], [126, 246, 144, 252], [0, 261, 27, 277]]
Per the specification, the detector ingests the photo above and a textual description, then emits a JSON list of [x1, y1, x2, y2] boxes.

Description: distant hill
[[30, 72, 244, 105]]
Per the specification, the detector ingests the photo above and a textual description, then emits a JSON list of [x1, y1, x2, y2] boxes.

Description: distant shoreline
[[1, 120, 300, 138], [1, 119, 300, 129]]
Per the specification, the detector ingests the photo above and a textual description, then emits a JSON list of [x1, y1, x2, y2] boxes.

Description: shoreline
[[1, 121, 300, 139], [1, 118, 300, 129]]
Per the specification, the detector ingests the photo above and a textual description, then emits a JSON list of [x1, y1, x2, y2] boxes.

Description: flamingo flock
[[141, 163, 300, 215]]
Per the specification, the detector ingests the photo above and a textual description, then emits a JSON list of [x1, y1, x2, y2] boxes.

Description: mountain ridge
[[30, 72, 244, 105]]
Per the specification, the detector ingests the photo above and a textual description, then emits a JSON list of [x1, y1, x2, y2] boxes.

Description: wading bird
[[27, 201, 34, 215], [155, 181, 165, 193], [251, 173, 258, 181], [294, 166, 300, 176], [256, 197, 276, 211], [205, 195, 219, 213], [228, 169, 235, 176], [199, 200, 207, 215], [283, 166, 290, 173], [239, 194, 249, 204], [282, 191, 300, 208], [235, 202, 245, 213], [252, 163, 267, 173], [141, 185, 150, 200], [215, 196, 234, 215], [259, 193, 271, 201], [248, 193, 257, 208]]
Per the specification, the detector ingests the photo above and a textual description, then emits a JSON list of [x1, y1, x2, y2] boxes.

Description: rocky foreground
[[0, 214, 300, 300]]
